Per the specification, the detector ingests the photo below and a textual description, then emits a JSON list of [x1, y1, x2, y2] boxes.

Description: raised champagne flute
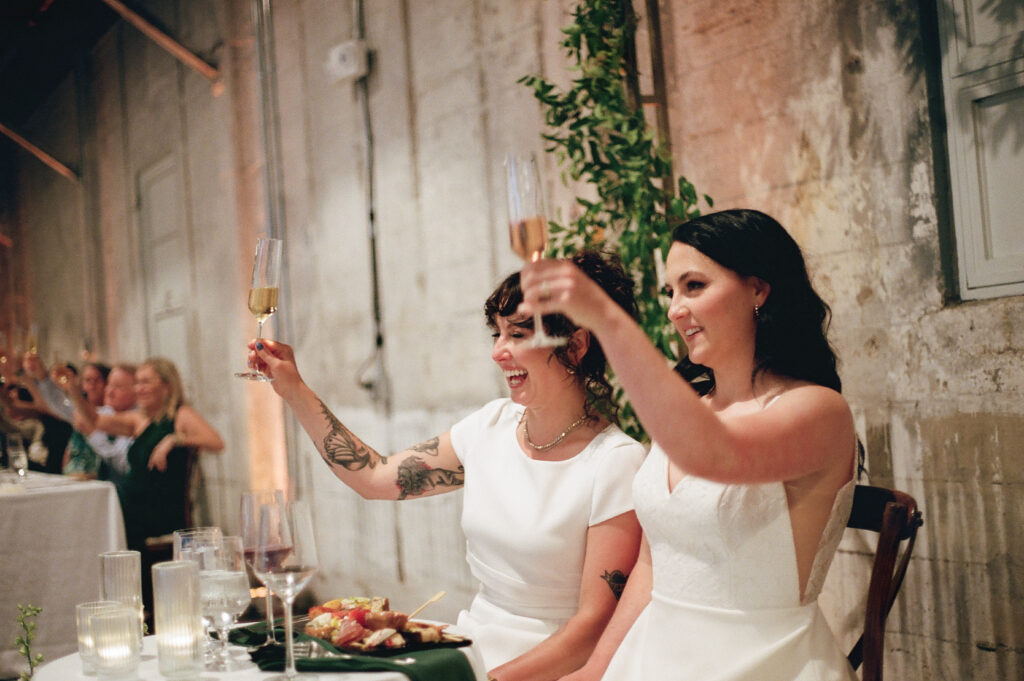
[[240, 489, 286, 646], [253, 500, 317, 681], [236, 237, 283, 381], [505, 153, 564, 347]]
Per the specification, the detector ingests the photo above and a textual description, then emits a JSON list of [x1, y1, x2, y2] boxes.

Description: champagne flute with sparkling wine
[[253, 500, 318, 681], [236, 237, 283, 381], [505, 153, 564, 347]]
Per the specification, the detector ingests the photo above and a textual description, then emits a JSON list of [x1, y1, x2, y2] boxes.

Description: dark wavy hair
[[485, 250, 638, 421], [672, 209, 841, 393]]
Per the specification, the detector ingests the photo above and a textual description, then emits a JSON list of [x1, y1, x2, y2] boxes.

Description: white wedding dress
[[602, 443, 858, 681]]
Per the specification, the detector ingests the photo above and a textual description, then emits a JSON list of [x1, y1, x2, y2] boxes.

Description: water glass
[[173, 526, 223, 562], [201, 536, 251, 670], [99, 551, 144, 647], [75, 601, 122, 676], [153, 560, 204, 679], [90, 605, 141, 680]]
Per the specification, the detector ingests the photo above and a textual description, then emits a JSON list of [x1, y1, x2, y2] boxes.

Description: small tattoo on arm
[[410, 437, 440, 456], [395, 456, 464, 499], [601, 569, 628, 600], [319, 401, 386, 471]]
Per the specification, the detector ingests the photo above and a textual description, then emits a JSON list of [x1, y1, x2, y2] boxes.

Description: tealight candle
[[89, 606, 141, 680], [153, 560, 204, 679], [75, 601, 121, 676]]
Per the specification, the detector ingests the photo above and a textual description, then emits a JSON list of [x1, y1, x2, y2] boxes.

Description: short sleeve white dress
[[601, 442, 858, 681], [449, 398, 646, 670]]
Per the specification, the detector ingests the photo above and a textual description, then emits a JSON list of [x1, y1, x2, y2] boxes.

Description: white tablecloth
[[35, 635, 489, 681], [0, 472, 126, 678]]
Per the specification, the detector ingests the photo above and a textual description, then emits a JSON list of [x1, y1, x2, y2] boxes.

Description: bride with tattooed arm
[[251, 251, 645, 681]]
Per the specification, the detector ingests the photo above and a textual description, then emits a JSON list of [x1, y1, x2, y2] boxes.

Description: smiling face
[[105, 367, 137, 412], [134, 364, 169, 415], [81, 365, 107, 407], [491, 315, 577, 407], [664, 242, 767, 369]]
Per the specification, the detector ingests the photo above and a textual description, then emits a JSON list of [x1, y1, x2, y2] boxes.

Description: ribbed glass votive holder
[[89, 605, 141, 680], [99, 550, 144, 647], [75, 600, 122, 676], [153, 560, 204, 679]]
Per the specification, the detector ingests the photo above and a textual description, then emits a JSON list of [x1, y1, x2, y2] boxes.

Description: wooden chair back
[[143, 446, 200, 559], [845, 484, 923, 681]]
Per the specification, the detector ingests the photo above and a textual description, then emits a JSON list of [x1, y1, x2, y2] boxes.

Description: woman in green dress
[[59, 357, 224, 548]]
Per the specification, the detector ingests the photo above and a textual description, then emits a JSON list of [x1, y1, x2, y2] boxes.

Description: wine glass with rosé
[[253, 500, 317, 681], [236, 237, 283, 381], [505, 153, 565, 347]]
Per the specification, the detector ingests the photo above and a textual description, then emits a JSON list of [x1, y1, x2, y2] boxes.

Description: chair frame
[[845, 484, 923, 681]]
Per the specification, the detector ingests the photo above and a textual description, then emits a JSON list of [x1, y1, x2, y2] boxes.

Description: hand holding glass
[[236, 237, 283, 381], [505, 153, 564, 347]]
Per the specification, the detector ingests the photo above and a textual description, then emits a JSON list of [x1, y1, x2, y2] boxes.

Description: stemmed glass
[[505, 153, 564, 347], [7, 436, 28, 481], [253, 500, 318, 681], [240, 489, 285, 646], [199, 536, 251, 671], [236, 237, 283, 381]]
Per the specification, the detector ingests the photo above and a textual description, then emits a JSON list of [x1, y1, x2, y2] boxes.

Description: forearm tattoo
[[601, 569, 627, 600], [409, 437, 440, 456], [395, 456, 464, 499], [319, 401, 387, 471]]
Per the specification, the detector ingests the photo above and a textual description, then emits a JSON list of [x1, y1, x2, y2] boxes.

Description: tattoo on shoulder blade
[[319, 401, 386, 471], [395, 456, 464, 499], [409, 437, 440, 456], [601, 569, 628, 601]]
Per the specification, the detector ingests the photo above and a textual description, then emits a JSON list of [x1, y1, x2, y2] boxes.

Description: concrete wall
[[3, 0, 1022, 678]]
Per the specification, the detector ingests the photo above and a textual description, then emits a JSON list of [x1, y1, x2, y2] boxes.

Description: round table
[[34, 635, 487, 680]]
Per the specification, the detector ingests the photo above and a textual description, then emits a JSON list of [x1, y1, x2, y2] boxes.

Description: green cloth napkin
[[230, 624, 476, 681]]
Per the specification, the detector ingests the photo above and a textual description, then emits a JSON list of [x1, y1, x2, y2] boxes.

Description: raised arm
[[54, 368, 137, 437], [518, 259, 854, 485], [252, 338, 465, 500], [488, 511, 642, 681]]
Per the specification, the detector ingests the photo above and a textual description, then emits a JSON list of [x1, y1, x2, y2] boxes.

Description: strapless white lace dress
[[601, 443, 857, 681]]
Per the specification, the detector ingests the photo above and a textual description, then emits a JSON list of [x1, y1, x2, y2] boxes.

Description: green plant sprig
[[520, 0, 712, 440], [15, 604, 43, 680]]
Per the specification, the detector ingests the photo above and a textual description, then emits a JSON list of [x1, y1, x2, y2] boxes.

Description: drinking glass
[[7, 436, 28, 481], [98, 551, 143, 648], [152, 561, 204, 680], [89, 605, 141, 680], [236, 237, 283, 381], [173, 527, 223, 657], [505, 153, 564, 347], [253, 500, 318, 681], [76, 600, 122, 676], [240, 489, 285, 645], [200, 536, 251, 670]]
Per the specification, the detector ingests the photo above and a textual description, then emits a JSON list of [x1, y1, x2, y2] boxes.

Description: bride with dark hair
[[522, 209, 858, 681]]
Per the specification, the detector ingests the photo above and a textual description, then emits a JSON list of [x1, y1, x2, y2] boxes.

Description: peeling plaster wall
[[4, 0, 1022, 676]]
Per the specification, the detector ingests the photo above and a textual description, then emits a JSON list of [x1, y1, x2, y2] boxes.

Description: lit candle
[[153, 560, 204, 679], [76, 601, 121, 675], [89, 606, 141, 680]]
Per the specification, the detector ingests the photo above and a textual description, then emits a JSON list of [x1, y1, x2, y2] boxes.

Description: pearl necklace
[[521, 411, 589, 451]]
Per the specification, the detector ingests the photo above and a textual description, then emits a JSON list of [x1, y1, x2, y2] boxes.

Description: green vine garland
[[520, 0, 712, 439]]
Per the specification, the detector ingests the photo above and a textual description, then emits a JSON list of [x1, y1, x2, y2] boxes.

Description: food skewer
[[407, 590, 446, 619]]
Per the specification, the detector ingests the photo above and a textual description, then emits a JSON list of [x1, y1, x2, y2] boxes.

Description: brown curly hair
[[484, 250, 638, 422]]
